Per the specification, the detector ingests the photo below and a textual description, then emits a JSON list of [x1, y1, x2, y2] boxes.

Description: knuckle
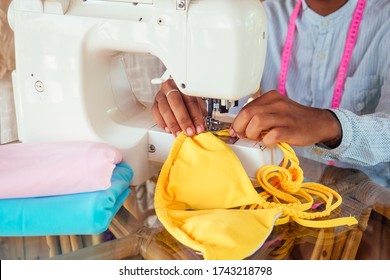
[[168, 94, 184, 106], [155, 91, 166, 102], [246, 129, 259, 140], [166, 120, 180, 130], [185, 96, 198, 106], [240, 107, 254, 119], [177, 116, 192, 127], [272, 129, 282, 140], [251, 114, 262, 126], [276, 100, 289, 112], [269, 129, 284, 143]]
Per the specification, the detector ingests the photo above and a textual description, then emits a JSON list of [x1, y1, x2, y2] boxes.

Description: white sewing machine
[[8, 0, 283, 185]]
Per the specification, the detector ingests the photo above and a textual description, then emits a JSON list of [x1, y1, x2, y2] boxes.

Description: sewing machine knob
[[34, 81, 44, 93], [149, 145, 156, 153], [176, 0, 187, 10]]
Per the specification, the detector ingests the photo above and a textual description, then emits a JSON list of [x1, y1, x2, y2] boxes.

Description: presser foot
[[205, 116, 238, 145]]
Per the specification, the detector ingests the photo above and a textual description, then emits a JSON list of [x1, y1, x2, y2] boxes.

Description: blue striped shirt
[[234, 0, 390, 187]]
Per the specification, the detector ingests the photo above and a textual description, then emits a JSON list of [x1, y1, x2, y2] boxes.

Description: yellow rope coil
[[214, 130, 358, 228]]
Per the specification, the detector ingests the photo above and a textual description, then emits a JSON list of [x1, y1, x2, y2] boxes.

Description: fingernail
[[164, 127, 170, 133], [196, 125, 203, 134], [186, 127, 194, 136], [175, 131, 181, 137], [229, 129, 236, 137]]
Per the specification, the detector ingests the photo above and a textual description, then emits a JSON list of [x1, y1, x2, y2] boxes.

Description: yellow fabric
[[154, 131, 357, 260], [154, 132, 282, 260]]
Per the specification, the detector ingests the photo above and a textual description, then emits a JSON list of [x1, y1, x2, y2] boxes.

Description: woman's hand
[[152, 79, 207, 137], [230, 90, 342, 147]]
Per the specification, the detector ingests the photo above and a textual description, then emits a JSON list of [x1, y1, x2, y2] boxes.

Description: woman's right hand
[[152, 79, 207, 137]]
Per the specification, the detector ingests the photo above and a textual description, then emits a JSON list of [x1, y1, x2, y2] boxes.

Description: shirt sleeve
[[312, 80, 390, 166]]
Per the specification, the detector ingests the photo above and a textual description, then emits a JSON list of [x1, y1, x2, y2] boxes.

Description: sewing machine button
[[34, 81, 44, 93]]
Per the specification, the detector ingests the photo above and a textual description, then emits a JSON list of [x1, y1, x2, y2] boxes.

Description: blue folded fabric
[[0, 163, 133, 236]]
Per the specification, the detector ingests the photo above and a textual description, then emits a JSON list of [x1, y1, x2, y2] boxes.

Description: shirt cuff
[[312, 109, 353, 159]]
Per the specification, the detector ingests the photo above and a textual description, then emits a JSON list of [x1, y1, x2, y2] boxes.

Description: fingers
[[244, 113, 279, 139], [262, 127, 291, 147], [165, 89, 198, 136], [152, 91, 178, 134], [181, 94, 206, 134], [152, 80, 206, 137], [230, 93, 280, 138], [230, 90, 342, 147], [229, 90, 312, 146]]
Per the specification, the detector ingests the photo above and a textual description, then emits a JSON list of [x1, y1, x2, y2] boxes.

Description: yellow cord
[[214, 130, 358, 228]]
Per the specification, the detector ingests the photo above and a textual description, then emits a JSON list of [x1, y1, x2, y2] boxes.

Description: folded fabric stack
[[0, 141, 133, 236]]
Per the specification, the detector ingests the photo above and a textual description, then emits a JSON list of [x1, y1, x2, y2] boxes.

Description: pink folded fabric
[[0, 141, 123, 199]]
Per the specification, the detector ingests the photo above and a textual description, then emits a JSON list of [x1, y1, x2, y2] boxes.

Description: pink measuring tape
[[278, 0, 367, 109]]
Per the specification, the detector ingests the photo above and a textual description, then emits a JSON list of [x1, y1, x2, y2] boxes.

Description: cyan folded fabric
[[0, 141, 123, 199], [0, 163, 132, 236]]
